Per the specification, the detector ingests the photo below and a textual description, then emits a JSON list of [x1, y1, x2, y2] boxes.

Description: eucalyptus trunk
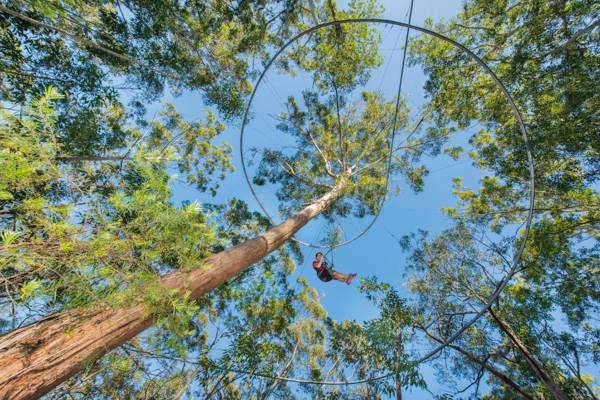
[[0, 178, 348, 400]]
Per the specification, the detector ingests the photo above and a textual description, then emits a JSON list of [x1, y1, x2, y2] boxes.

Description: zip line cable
[[377, 28, 403, 92], [373, 0, 415, 241], [241, 17, 412, 250], [237, 0, 419, 381], [240, 0, 435, 253], [237, 8, 534, 390]]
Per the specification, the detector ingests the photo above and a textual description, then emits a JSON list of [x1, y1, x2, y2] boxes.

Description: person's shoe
[[346, 273, 357, 285]]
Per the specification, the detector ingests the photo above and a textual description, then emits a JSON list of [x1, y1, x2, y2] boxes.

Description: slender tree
[[393, 0, 600, 397]]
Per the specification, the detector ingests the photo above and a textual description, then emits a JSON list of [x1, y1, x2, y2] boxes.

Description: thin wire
[[374, 0, 415, 240], [263, 76, 287, 105], [377, 28, 403, 92]]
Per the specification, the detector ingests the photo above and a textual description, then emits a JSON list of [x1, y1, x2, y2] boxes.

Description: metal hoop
[[239, 18, 535, 380]]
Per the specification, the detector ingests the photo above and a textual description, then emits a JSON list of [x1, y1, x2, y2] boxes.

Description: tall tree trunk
[[489, 309, 568, 400], [395, 332, 402, 400], [0, 178, 348, 400]]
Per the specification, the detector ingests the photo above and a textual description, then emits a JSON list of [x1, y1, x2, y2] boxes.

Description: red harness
[[312, 260, 328, 272]]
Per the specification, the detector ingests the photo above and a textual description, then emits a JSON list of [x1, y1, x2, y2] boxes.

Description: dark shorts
[[317, 268, 333, 282]]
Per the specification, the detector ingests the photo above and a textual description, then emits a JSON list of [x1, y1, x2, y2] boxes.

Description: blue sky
[[150, 1, 561, 397]]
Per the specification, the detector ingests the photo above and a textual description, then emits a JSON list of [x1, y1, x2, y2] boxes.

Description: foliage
[[390, 0, 600, 397], [1, 0, 309, 118], [0, 0, 598, 399], [0, 89, 227, 326]]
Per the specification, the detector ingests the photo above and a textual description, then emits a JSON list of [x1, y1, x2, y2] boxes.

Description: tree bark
[[395, 332, 402, 400], [489, 309, 568, 400], [0, 178, 348, 399]]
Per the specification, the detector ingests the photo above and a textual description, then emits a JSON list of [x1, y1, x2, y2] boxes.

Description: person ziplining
[[312, 251, 357, 284]]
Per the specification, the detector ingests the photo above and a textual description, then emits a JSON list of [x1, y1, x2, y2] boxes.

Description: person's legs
[[332, 271, 347, 282], [332, 271, 356, 284], [317, 269, 334, 282]]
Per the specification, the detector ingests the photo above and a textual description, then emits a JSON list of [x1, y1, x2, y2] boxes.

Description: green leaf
[[0, 230, 19, 245], [20, 280, 42, 300]]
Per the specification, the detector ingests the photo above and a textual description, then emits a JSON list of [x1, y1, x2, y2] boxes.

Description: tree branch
[[488, 308, 568, 400], [417, 324, 536, 400], [545, 18, 600, 57], [260, 341, 299, 400]]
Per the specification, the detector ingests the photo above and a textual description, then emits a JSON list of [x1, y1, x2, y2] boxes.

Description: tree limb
[[417, 324, 537, 400], [545, 18, 600, 57]]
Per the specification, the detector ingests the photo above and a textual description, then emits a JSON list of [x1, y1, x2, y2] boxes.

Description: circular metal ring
[[239, 18, 535, 381]]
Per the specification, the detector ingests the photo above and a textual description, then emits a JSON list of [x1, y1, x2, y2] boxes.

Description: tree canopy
[[0, 0, 598, 399]]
